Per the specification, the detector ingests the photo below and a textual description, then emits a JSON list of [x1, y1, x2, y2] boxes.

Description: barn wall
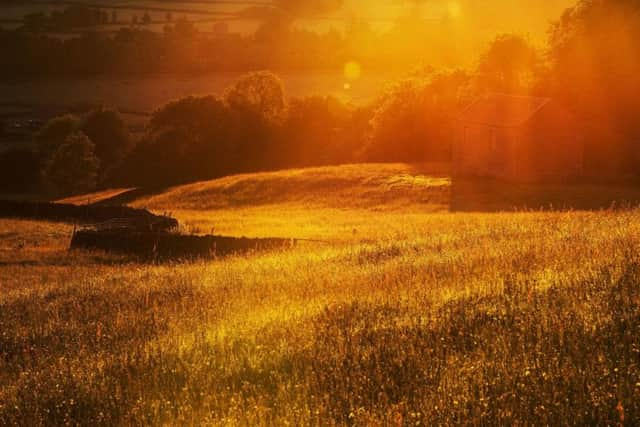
[[455, 101, 584, 183], [454, 123, 489, 177], [454, 123, 519, 180]]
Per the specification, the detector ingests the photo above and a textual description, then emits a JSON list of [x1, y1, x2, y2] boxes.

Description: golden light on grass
[[3, 164, 640, 425]]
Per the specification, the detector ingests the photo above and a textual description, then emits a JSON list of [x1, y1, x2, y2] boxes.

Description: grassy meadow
[[1, 164, 640, 425]]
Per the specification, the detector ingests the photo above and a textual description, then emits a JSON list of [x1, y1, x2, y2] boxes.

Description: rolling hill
[[130, 163, 452, 239], [132, 163, 452, 211], [121, 162, 640, 239]]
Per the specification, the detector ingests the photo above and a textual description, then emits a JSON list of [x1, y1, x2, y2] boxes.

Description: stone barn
[[453, 94, 584, 182]]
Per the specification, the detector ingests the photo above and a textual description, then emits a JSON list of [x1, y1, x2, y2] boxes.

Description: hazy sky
[[339, 0, 576, 39]]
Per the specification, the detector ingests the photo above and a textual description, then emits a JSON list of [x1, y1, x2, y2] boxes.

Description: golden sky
[[340, 0, 576, 40]]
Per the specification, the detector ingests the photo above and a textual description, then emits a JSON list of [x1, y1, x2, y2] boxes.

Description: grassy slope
[[133, 163, 640, 239], [135, 164, 451, 211], [1, 164, 640, 425], [132, 163, 451, 240]]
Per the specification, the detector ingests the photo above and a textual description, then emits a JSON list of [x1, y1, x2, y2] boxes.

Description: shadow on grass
[[450, 178, 640, 212]]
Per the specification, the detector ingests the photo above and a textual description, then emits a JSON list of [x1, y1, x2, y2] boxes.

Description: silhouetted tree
[[81, 107, 131, 180], [225, 71, 287, 125], [476, 34, 542, 94], [34, 114, 81, 162], [281, 95, 355, 166], [123, 95, 237, 185], [548, 0, 640, 176], [225, 71, 287, 169], [365, 70, 471, 162], [44, 132, 100, 195]]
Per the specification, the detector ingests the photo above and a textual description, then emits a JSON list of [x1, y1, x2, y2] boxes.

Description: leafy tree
[[365, 70, 471, 162], [35, 110, 131, 184], [476, 34, 542, 94], [115, 71, 372, 186], [123, 72, 287, 186], [151, 96, 233, 159], [548, 0, 640, 174], [121, 95, 237, 186], [81, 107, 131, 178], [34, 114, 81, 162], [282, 95, 355, 167], [224, 71, 287, 125], [149, 96, 228, 143], [43, 132, 100, 195], [225, 71, 287, 169]]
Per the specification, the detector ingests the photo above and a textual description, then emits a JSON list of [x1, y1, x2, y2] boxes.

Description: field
[[1, 164, 640, 425]]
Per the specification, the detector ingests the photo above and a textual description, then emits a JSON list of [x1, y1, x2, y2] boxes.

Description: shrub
[[34, 114, 81, 162], [81, 107, 131, 180], [43, 132, 100, 196]]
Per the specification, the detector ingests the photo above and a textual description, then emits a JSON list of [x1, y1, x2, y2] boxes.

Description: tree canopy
[[43, 132, 100, 195]]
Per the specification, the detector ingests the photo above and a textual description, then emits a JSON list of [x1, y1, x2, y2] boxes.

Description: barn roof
[[458, 94, 551, 127]]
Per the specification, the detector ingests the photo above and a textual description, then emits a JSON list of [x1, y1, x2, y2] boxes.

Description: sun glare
[[448, 1, 462, 19], [344, 61, 362, 82]]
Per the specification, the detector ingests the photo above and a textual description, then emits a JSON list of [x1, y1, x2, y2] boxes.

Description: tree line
[[1, 11, 355, 77], [1, 3, 478, 78], [2, 0, 639, 196]]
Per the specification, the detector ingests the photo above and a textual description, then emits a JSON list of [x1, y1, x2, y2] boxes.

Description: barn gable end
[[453, 94, 583, 182]]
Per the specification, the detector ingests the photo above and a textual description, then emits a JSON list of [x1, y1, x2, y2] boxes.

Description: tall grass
[[1, 208, 639, 425]]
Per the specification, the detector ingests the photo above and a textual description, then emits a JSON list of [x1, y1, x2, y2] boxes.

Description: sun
[[448, 1, 462, 18], [344, 61, 362, 82]]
